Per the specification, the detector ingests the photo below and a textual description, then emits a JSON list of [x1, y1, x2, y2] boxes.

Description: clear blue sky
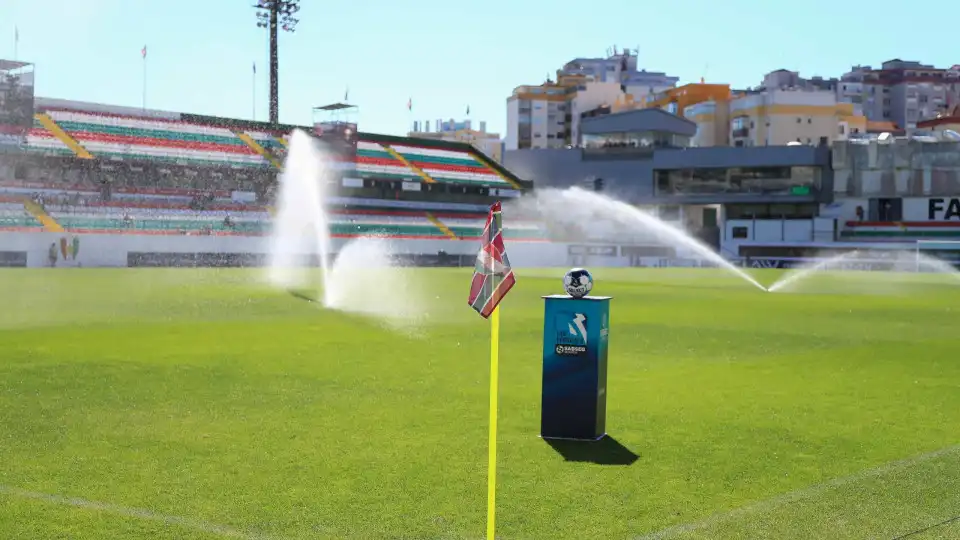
[[4, 0, 958, 136]]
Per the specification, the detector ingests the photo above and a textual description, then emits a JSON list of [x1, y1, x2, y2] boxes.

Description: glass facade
[[654, 166, 820, 196], [583, 131, 690, 150]]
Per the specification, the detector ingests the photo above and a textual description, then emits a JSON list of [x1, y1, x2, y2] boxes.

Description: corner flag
[[467, 201, 516, 540], [468, 201, 516, 318]]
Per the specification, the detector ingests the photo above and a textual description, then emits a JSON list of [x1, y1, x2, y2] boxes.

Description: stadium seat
[[43, 109, 273, 168], [0, 201, 43, 229], [354, 141, 415, 180], [389, 144, 510, 188], [23, 121, 74, 156]]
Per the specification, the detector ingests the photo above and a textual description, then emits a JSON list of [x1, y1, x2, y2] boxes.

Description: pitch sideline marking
[[0, 485, 270, 539], [636, 444, 960, 540]]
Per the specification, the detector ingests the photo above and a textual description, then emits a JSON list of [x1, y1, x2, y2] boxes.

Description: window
[[839, 124, 845, 135], [725, 203, 818, 220], [654, 166, 820, 196], [807, 118, 812, 124], [796, 117, 802, 123], [732, 226, 749, 239]]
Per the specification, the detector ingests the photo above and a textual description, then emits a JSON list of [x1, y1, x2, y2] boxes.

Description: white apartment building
[[505, 50, 678, 150]]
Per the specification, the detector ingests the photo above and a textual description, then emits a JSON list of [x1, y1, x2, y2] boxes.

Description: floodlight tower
[[254, 0, 300, 125]]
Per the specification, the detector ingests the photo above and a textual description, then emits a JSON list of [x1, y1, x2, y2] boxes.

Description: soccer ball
[[563, 268, 593, 299]]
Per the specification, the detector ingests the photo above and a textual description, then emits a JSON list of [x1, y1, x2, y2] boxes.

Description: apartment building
[[839, 60, 960, 130], [505, 50, 679, 150], [682, 70, 867, 147], [727, 89, 865, 146]]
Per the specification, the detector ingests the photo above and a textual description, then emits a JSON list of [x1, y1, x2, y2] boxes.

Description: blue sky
[[3, 0, 958, 136]]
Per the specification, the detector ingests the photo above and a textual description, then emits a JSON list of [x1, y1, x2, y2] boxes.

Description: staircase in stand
[[23, 199, 64, 232], [34, 113, 94, 160], [235, 131, 283, 170], [426, 212, 457, 239]]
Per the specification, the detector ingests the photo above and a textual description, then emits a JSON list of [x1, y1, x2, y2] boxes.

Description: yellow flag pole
[[486, 305, 501, 540]]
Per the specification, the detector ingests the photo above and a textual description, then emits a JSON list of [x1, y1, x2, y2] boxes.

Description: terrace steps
[[34, 113, 94, 160]]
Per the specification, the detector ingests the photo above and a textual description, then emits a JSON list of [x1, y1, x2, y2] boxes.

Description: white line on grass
[[636, 444, 960, 540], [0, 485, 271, 539]]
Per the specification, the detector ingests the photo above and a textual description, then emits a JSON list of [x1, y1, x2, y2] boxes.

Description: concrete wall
[[0, 232, 572, 268], [721, 218, 837, 255], [831, 139, 960, 197], [0, 231, 737, 270], [503, 148, 655, 202]]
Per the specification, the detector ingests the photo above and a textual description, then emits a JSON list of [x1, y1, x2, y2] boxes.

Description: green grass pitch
[[1, 267, 960, 539]]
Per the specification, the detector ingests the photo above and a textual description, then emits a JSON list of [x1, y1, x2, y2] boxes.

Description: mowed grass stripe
[[637, 444, 960, 539], [1, 268, 959, 538], [0, 485, 268, 539]]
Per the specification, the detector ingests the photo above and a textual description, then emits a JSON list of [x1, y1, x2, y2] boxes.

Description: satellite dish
[[877, 132, 892, 143], [786, 141, 802, 146]]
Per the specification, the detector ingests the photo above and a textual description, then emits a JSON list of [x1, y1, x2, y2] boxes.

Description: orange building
[[638, 83, 732, 117]]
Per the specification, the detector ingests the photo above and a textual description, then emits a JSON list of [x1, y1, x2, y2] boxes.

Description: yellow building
[[684, 100, 731, 146], [684, 88, 867, 147]]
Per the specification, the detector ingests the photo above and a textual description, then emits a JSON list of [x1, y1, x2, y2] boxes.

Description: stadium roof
[[0, 60, 32, 71], [313, 103, 355, 111]]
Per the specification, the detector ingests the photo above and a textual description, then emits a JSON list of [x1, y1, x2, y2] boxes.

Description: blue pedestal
[[540, 295, 611, 440]]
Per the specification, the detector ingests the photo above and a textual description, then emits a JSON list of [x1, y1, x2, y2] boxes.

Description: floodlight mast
[[253, 0, 300, 126]]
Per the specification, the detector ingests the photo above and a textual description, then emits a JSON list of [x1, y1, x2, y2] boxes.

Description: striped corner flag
[[468, 202, 516, 318]]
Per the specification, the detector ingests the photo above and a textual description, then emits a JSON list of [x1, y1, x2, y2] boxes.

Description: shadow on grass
[[544, 436, 639, 466]]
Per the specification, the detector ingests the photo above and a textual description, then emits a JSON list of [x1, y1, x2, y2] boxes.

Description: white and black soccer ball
[[563, 268, 593, 299]]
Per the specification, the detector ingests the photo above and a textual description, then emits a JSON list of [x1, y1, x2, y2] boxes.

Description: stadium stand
[[0, 198, 42, 231], [0, 99, 534, 243], [42, 109, 272, 167]]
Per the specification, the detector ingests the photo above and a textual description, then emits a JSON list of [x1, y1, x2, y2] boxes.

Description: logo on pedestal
[[554, 312, 587, 356]]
